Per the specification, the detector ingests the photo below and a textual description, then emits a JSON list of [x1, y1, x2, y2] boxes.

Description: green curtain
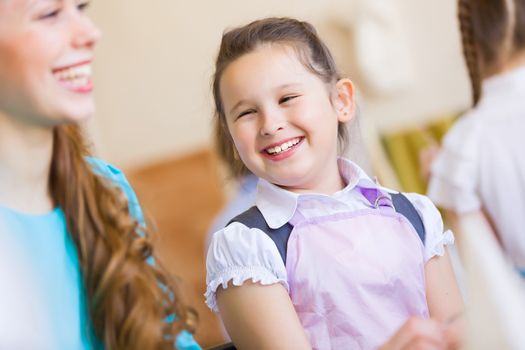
[[382, 115, 458, 194]]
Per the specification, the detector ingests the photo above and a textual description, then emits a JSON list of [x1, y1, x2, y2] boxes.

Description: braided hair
[[458, 0, 525, 106]]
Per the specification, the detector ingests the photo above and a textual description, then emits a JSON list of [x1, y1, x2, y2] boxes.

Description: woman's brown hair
[[50, 124, 195, 349], [212, 17, 348, 178], [458, 0, 525, 106]]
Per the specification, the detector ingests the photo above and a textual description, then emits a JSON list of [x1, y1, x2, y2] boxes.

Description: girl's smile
[[261, 136, 304, 160], [220, 43, 355, 194]]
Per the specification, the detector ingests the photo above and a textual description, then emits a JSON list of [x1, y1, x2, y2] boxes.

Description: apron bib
[[286, 189, 428, 349]]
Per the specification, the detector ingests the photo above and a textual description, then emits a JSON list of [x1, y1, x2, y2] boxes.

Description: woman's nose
[[71, 15, 102, 50]]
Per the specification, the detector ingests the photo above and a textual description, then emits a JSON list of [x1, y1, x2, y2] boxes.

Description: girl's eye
[[237, 109, 256, 119], [279, 95, 299, 104], [38, 9, 60, 20]]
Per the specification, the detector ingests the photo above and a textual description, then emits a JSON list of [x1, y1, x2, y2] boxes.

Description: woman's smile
[[52, 60, 93, 93]]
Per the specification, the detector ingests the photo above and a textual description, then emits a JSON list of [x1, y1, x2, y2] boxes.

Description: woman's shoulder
[[86, 157, 127, 183], [86, 157, 144, 223]]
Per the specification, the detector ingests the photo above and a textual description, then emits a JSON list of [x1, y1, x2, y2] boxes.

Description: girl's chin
[[267, 177, 307, 190]]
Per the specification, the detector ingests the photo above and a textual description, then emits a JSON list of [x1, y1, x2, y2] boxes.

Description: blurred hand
[[378, 317, 448, 350], [419, 143, 441, 182]]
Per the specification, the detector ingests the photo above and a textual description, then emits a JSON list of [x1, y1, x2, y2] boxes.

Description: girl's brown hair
[[50, 124, 195, 349], [458, 0, 525, 106], [212, 17, 347, 178]]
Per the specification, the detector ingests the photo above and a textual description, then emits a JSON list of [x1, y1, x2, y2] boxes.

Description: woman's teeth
[[53, 64, 92, 87], [266, 138, 301, 155]]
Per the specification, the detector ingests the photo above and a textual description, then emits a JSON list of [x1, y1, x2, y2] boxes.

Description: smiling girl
[[206, 17, 463, 349]]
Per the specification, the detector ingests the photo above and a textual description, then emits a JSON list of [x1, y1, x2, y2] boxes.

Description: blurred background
[[86, 0, 471, 347]]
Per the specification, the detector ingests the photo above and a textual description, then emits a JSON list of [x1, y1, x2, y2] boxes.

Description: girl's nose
[[260, 110, 286, 136]]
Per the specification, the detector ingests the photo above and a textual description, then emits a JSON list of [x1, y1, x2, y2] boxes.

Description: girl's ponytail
[[458, 0, 483, 106], [458, 0, 525, 107], [50, 124, 195, 349]]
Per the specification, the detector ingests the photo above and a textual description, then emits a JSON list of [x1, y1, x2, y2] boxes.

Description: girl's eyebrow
[[229, 100, 249, 116], [228, 82, 303, 115], [277, 82, 302, 90], [27, 0, 60, 10]]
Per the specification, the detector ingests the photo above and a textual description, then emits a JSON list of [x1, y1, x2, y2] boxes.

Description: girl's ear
[[334, 78, 356, 123]]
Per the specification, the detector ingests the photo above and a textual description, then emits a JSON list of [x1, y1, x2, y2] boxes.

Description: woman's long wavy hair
[[458, 0, 525, 105], [50, 124, 196, 349], [212, 17, 348, 178]]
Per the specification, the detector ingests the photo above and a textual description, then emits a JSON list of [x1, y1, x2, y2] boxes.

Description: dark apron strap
[[228, 193, 426, 265], [228, 206, 293, 264]]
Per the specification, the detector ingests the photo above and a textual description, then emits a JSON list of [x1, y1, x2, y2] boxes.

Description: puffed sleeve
[[205, 222, 288, 313], [427, 115, 482, 213], [404, 192, 455, 262]]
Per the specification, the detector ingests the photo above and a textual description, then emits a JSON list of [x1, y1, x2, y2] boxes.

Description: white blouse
[[428, 66, 525, 269], [207, 159, 454, 312]]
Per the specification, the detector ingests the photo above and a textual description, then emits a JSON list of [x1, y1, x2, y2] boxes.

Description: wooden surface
[[126, 149, 227, 347]]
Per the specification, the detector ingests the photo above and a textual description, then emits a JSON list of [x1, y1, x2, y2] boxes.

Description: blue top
[[0, 158, 201, 350]]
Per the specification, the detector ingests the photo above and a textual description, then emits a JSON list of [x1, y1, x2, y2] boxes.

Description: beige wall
[[87, 0, 470, 168]]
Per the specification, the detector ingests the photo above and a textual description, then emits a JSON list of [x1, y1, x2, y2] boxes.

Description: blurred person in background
[[428, 0, 525, 276], [0, 1, 200, 349]]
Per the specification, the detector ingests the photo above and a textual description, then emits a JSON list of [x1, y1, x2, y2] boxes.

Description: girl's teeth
[[267, 138, 301, 154]]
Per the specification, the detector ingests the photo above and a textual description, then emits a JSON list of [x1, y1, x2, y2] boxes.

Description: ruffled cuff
[[425, 229, 455, 261], [205, 266, 289, 313]]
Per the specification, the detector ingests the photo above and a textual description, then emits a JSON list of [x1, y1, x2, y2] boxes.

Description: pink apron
[[286, 188, 429, 349]]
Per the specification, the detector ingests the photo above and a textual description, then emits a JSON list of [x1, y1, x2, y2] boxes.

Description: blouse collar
[[255, 158, 377, 229]]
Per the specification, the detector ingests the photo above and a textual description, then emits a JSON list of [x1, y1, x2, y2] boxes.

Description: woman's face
[[0, 0, 100, 127]]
